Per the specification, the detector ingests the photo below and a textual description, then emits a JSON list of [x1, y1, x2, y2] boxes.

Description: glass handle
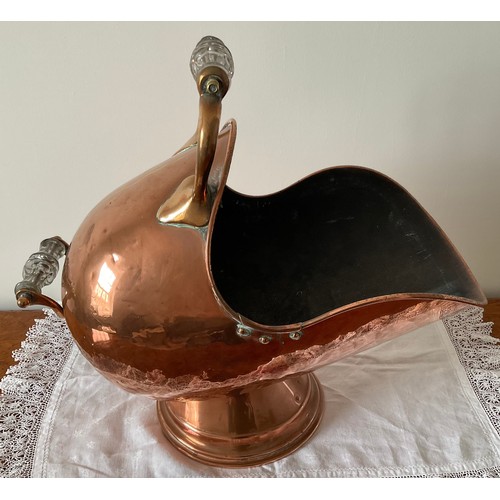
[[15, 236, 69, 316], [190, 35, 234, 88]]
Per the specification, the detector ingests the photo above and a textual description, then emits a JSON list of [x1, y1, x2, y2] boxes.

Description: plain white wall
[[1, 22, 499, 310]]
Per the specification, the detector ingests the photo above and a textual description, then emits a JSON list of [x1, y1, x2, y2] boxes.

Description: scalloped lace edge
[[0, 306, 499, 477], [399, 306, 500, 478], [0, 310, 73, 478]]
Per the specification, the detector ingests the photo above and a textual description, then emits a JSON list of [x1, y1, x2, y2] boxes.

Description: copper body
[[61, 119, 484, 401], [17, 37, 487, 467], [59, 119, 485, 465]]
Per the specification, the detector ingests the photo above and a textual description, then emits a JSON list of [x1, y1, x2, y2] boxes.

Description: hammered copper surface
[[62, 121, 236, 390], [60, 119, 487, 401]]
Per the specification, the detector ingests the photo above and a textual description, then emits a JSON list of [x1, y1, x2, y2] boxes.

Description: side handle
[[15, 236, 69, 316]]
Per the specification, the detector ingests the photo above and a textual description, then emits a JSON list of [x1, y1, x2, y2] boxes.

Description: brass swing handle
[[15, 236, 69, 316], [157, 36, 234, 227]]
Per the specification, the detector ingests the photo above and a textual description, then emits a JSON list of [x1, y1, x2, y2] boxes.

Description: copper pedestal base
[[157, 372, 323, 467]]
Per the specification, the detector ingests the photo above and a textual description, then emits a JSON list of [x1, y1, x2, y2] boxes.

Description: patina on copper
[[15, 36, 486, 467]]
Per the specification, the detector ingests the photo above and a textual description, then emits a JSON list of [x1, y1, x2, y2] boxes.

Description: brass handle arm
[[157, 36, 234, 227], [15, 236, 69, 316], [193, 89, 223, 208]]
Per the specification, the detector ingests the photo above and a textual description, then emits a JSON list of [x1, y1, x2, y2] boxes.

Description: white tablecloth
[[1, 306, 500, 477]]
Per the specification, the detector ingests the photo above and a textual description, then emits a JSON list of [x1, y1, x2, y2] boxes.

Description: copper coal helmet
[[15, 37, 486, 467]]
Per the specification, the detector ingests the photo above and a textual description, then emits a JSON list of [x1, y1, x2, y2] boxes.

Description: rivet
[[289, 330, 303, 341], [205, 78, 220, 94], [236, 324, 252, 338], [259, 335, 272, 345]]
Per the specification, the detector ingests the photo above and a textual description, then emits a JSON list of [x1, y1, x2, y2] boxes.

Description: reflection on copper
[[91, 260, 116, 318], [98, 262, 116, 293], [92, 328, 111, 344]]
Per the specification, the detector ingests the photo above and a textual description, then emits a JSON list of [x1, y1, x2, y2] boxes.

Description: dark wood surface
[[0, 309, 44, 380], [1, 300, 499, 380]]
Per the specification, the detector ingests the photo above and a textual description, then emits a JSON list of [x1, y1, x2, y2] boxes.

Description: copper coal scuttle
[[15, 37, 485, 467]]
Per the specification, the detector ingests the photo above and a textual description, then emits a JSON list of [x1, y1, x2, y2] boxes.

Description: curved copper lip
[[205, 120, 486, 334]]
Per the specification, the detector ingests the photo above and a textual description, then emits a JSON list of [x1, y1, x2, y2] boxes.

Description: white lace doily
[[435, 309, 500, 477], [0, 313, 73, 477], [1, 306, 500, 478]]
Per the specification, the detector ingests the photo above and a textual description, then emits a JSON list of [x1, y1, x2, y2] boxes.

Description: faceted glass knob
[[190, 36, 234, 82]]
